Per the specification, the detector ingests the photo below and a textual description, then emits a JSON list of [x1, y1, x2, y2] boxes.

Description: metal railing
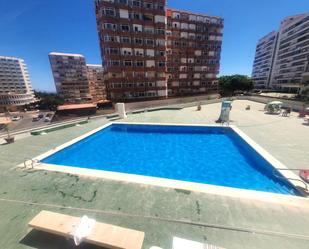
[[273, 168, 308, 193]]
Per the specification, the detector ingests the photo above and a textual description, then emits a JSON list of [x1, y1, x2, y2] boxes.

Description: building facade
[[95, 0, 223, 102], [0, 56, 35, 107], [252, 13, 309, 92], [252, 31, 278, 89], [87, 64, 107, 102], [271, 13, 309, 92], [49, 52, 92, 103], [95, 0, 168, 102], [166, 9, 223, 96]]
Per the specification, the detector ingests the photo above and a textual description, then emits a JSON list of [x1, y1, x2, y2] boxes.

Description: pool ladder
[[273, 168, 308, 193]]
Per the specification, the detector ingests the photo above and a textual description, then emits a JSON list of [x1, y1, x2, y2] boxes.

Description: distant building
[[87, 64, 106, 102], [0, 56, 35, 108], [49, 52, 92, 103], [301, 55, 309, 99], [95, 0, 223, 102], [166, 8, 223, 96], [252, 31, 278, 89], [252, 13, 309, 92]]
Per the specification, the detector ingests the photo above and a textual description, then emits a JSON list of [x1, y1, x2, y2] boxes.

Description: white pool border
[[22, 122, 309, 207]]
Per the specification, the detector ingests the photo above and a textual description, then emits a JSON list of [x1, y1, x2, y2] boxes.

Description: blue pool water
[[42, 124, 300, 196]]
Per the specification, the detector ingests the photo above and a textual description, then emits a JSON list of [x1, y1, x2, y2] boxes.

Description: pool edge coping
[[18, 121, 309, 208]]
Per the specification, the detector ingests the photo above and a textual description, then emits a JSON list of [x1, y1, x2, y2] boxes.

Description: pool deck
[[1, 100, 309, 249]]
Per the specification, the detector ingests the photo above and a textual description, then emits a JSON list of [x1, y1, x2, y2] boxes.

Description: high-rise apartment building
[[252, 13, 309, 92], [49, 52, 92, 102], [87, 64, 106, 102], [95, 0, 223, 102], [271, 13, 309, 91], [95, 0, 168, 102], [0, 56, 35, 107], [166, 9, 223, 96], [251, 31, 278, 89]]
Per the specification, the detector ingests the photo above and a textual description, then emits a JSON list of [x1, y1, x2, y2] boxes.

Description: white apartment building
[[252, 13, 309, 92], [271, 13, 309, 91], [0, 56, 35, 107], [252, 31, 278, 89]]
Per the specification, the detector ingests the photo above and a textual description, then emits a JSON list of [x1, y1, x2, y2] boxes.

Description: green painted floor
[[1, 100, 309, 249]]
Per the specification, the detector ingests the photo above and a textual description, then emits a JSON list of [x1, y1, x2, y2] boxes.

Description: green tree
[[218, 75, 253, 96], [34, 91, 64, 111]]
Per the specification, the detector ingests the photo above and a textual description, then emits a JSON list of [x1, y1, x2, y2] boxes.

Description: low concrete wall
[[124, 94, 220, 111]]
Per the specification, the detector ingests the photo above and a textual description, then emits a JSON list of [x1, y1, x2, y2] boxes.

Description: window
[[133, 24, 142, 32], [108, 60, 120, 66], [135, 49, 144, 56], [119, 0, 127, 4], [119, 9, 129, 18], [132, 0, 141, 7], [172, 13, 180, 19], [124, 60, 132, 66], [131, 12, 141, 20], [103, 8, 115, 17], [155, 15, 166, 23], [144, 26, 154, 33], [145, 39, 154, 45], [144, 2, 153, 9], [146, 49, 154, 56], [106, 48, 119, 55], [103, 23, 117, 30], [143, 14, 153, 21], [121, 36, 131, 43], [157, 4, 164, 11], [136, 61, 144, 67], [121, 48, 132, 55], [157, 51, 165, 56], [134, 38, 143, 45], [156, 29, 165, 35], [120, 24, 130, 31], [104, 35, 119, 42], [158, 61, 166, 67], [156, 39, 165, 46]]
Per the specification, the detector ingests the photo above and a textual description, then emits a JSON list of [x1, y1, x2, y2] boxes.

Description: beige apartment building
[[0, 56, 35, 108], [49, 53, 107, 103], [87, 64, 106, 102], [49, 52, 91, 103], [253, 13, 309, 92]]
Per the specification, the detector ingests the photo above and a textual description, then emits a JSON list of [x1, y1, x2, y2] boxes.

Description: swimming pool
[[41, 123, 300, 196]]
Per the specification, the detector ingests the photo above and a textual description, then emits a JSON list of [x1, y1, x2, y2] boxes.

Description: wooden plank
[[28, 210, 145, 249]]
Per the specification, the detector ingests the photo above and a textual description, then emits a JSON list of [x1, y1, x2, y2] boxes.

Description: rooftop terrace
[[1, 100, 309, 249]]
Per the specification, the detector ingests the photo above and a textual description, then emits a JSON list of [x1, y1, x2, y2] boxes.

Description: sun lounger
[[28, 210, 145, 249]]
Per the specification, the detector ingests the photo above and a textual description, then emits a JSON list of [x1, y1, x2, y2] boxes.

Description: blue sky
[[0, 0, 308, 92]]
